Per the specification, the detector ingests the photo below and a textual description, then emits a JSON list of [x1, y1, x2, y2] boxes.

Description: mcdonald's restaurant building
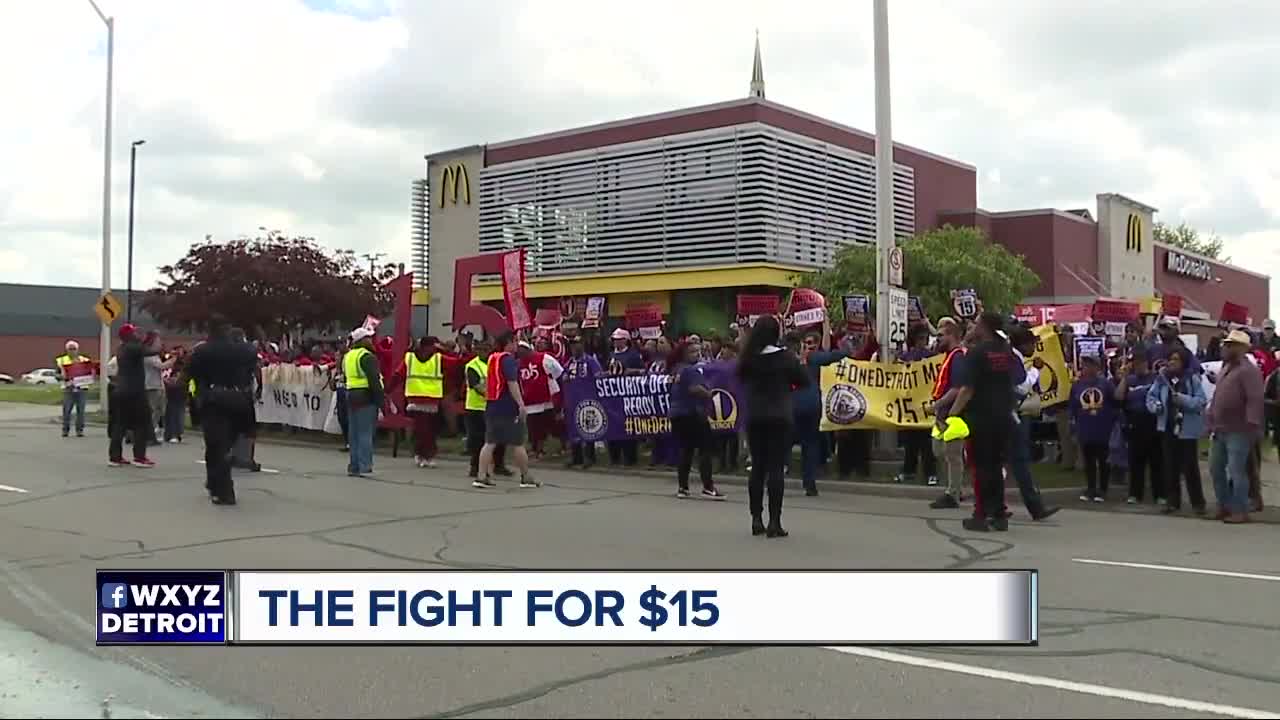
[[415, 96, 1268, 339]]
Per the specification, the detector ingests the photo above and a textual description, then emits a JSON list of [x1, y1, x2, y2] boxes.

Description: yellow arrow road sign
[[94, 292, 123, 325]]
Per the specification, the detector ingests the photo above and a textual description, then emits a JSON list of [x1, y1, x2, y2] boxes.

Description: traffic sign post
[[888, 247, 904, 287], [94, 292, 123, 325], [888, 287, 909, 350]]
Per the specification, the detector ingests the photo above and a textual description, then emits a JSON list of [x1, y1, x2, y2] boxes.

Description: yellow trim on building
[[412, 288, 431, 306], [470, 263, 808, 302]]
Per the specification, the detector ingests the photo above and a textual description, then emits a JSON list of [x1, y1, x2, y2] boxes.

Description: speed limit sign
[[888, 287, 909, 347]]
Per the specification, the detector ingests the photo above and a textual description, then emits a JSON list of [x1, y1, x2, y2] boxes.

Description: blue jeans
[[1210, 431, 1252, 513], [1008, 417, 1045, 515], [61, 388, 86, 434], [793, 411, 821, 491], [347, 403, 377, 474], [336, 388, 349, 443]]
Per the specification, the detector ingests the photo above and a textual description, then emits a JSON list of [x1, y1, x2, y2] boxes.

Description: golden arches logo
[[1126, 213, 1143, 253], [439, 164, 471, 208]]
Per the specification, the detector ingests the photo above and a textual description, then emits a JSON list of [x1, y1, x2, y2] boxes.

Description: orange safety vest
[[485, 352, 510, 401], [932, 346, 965, 400]]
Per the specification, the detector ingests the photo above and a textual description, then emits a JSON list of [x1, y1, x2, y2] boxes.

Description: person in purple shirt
[[894, 325, 938, 485], [606, 328, 644, 466], [668, 340, 725, 500], [1148, 316, 1201, 373], [1070, 354, 1118, 502], [563, 336, 602, 468], [1114, 351, 1163, 504]]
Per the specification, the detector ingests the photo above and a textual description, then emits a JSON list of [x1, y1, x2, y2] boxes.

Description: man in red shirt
[[517, 340, 564, 459]]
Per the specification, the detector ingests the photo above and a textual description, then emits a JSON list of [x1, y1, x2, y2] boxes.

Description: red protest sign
[[1091, 298, 1140, 324], [625, 304, 663, 329], [1221, 301, 1249, 325], [737, 294, 780, 316], [534, 307, 562, 329], [788, 288, 825, 312], [1161, 294, 1183, 317]]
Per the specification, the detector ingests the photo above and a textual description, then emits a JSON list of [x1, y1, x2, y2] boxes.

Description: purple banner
[[564, 362, 742, 442]]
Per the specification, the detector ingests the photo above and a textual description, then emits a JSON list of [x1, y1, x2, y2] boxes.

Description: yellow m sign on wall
[[1126, 213, 1143, 253], [439, 163, 471, 208]]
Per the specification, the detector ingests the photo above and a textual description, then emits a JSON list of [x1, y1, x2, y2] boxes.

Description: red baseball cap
[[118, 323, 138, 340]]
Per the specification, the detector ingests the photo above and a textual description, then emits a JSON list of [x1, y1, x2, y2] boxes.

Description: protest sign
[[564, 363, 741, 442], [1073, 336, 1106, 365], [257, 364, 340, 434], [950, 288, 980, 320], [819, 355, 946, 431], [1029, 325, 1071, 407]]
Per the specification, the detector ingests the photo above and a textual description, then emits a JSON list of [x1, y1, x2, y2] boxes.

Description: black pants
[[836, 430, 871, 478], [747, 418, 791, 522], [571, 438, 597, 466], [464, 411, 506, 473], [1081, 442, 1110, 498], [108, 391, 151, 462], [718, 433, 739, 472], [1126, 418, 1163, 501], [1162, 433, 1206, 510], [608, 439, 638, 466], [673, 414, 715, 491], [201, 395, 253, 501], [901, 429, 937, 479], [970, 422, 1007, 520]]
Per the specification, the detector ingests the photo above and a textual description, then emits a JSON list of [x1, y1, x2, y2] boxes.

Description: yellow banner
[[1029, 325, 1070, 408], [820, 355, 946, 431]]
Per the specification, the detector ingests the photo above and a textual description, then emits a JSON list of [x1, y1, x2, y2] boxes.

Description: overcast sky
[[2, 0, 1277, 309]]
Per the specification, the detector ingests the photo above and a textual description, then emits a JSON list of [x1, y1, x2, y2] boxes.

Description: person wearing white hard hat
[[343, 327, 384, 478], [55, 340, 93, 437], [606, 327, 644, 466], [1206, 329, 1264, 523]]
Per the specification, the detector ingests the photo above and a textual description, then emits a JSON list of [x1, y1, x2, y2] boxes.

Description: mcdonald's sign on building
[[1125, 212, 1143, 253], [439, 163, 471, 208]]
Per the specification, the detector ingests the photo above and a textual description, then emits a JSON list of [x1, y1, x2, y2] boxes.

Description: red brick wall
[[988, 214, 1057, 296], [0, 335, 195, 379], [1154, 248, 1270, 323], [1049, 214, 1101, 298]]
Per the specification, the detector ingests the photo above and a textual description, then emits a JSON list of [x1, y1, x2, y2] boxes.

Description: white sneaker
[[519, 475, 540, 488], [414, 456, 426, 468], [472, 479, 489, 489], [1079, 494, 1091, 502], [1126, 496, 1138, 505], [1092, 496, 1105, 503], [425, 459, 437, 468], [167, 438, 179, 444]]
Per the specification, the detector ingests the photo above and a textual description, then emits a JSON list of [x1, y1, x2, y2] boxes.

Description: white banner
[[256, 364, 341, 434]]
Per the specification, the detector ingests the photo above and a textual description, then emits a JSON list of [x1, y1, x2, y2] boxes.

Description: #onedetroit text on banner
[[564, 363, 741, 442], [97, 570, 1038, 645]]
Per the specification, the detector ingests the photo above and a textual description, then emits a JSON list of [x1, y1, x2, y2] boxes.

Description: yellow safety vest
[[55, 353, 89, 368], [465, 356, 488, 411], [188, 379, 197, 397], [404, 351, 444, 398], [344, 347, 376, 390]]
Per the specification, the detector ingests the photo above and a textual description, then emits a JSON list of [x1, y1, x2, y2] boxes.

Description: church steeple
[[749, 30, 766, 99]]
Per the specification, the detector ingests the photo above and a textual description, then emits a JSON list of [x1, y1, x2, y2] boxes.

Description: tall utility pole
[[873, 0, 895, 361], [88, 0, 114, 412], [362, 252, 387, 276], [126, 139, 145, 322]]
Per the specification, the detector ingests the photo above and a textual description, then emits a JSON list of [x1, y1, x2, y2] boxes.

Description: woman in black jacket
[[737, 316, 810, 537]]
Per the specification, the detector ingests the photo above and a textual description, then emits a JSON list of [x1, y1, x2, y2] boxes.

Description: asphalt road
[[0, 402, 1278, 718]]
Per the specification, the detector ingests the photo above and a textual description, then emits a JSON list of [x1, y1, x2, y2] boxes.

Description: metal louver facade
[[476, 123, 915, 278], [410, 179, 429, 288]]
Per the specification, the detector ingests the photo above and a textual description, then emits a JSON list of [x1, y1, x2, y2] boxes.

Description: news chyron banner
[[98, 570, 1038, 646]]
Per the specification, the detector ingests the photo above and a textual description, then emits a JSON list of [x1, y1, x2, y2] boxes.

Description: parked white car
[[21, 368, 59, 385], [0, 374, 13, 384]]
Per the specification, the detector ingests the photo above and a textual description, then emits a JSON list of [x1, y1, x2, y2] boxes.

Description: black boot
[[751, 515, 766, 536], [766, 518, 788, 538]]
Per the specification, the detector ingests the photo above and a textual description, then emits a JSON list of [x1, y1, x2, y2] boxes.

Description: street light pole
[[873, 0, 895, 361], [88, 0, 114, 413], [127, 139, 145, 323]]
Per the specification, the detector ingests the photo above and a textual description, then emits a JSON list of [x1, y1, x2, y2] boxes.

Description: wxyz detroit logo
[[623, 416, 734, 435]]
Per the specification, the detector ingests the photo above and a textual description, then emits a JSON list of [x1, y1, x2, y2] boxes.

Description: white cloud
[[1, 0, 1276, 313]]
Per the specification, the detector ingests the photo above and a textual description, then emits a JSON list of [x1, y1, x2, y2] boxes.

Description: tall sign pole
[[873, 0, 895, 362]]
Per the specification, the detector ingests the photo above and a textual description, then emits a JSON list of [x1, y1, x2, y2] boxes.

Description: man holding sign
[[55, 340, 94, 438]]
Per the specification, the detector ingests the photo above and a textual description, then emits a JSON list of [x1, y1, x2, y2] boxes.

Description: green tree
[[799, 225, 1040, 322], [1153, 220, 1226, 260]]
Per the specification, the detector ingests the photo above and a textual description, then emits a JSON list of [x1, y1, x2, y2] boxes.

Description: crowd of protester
[[71, 304, 1274, 528]]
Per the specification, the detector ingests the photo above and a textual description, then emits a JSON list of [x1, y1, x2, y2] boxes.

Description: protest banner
[[582, 296, 605, 328], [786, 288, 826, 329], [257, 363, 341, 434], [1073, 336, 1106, 365], [1162, 294, 1183, 317], [564, 363, 741, 442], [908, 296, 926, 328], [502, 249, 532, 331], [842, 294, 870, 345], [819, 355, 946, 431], [1092, 299, 1139, 324], [63, 360, 97, 389], [1029, 325, 1071, 407]]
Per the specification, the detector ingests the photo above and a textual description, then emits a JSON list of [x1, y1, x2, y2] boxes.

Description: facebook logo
[[101, 583, 129, 609]]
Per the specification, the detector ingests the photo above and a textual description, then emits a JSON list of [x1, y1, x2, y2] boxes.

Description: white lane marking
[[824, 647, 1280, 719], [195, 460, 279, 474], [0, 483, 29, 493], [1073, 558, 1280, 582]]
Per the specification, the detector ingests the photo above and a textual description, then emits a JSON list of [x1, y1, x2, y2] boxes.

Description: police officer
[[185, 319, 260, 505]]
